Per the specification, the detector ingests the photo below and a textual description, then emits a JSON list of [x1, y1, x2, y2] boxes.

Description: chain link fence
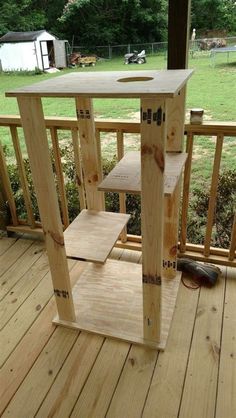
[[70, 36, 236, 60]]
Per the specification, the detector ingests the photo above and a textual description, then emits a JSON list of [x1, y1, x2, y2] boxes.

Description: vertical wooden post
[[75, 97, 104, 211], [71, 128, 86, 211], [168, 0, 192, 69], [164, 86, 186, 279], [0, 141, 18, 226], [204, 134, 223, 257], [95, 128, 105, 210], [10, 126, 36, 228], [50, 127, 69, 229], [17, 96, 76, 322], [141, 97, 166, 342], [229, 213, 236, 261], [117, 130, 127, 243]]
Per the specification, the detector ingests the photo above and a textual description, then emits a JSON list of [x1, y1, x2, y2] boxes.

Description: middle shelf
[[98, 151, 187, 196], [64, 209, 130, 263]]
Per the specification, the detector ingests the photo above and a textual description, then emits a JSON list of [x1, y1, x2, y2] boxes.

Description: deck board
[[0, 236, 235, 418]]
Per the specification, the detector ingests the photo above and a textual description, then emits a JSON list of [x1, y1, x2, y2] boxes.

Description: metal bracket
[[76, 109, 91, 119], [143, 275, 162, 285], [54, 289, 70, 298], [141, 107, 165, 126]]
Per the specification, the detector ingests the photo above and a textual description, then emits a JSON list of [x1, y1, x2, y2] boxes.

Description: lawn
[[0, 52, 235, 186]]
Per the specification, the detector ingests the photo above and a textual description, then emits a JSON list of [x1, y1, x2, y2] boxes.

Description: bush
[[4, 144, 235, 248]]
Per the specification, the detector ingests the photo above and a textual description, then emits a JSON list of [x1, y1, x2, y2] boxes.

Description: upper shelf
[[6, 70, 193, 98], [98, 151, 188, 196], [64, 209, 130, 264]]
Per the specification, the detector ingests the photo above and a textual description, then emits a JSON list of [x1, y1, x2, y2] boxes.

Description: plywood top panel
[[64, 209, 130, 263], [98, 151, 187, 196], [6, 70, 193, 98]]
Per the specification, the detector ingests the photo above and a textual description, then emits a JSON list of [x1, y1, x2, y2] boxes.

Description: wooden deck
[[0, 235, 235, 418]]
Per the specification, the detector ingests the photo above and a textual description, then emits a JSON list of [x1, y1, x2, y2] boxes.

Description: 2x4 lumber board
[[163, 182, 181, 279], [106, 344, 158, 418], [216, 267, 236, 418], [71, 128, 86, 210], [53, 259, 181, 350], [0, 238, 32, 278], [50, 127, 69, 228], [1, 115, 236, 136], [142, 280, 200, 418], [6, 225, 44, 236], [204, 134, 224, 257], [17, 96, 76, 323], [141, 97, 165, 342], [0, 241, 44, 302], [75, 97, 104, 211], [70, 339, 129, 418], [6, 70, 193, 98], [178, 269, 226, 418], [0, 260, 86, 416], [35, 332, 104, 418], [166, 86, 186, 152], [229, 213, 236, 261], [64, 209, 130, 263], [98, 151, 187, 196], [10, 125, 35, 227], [0, 141, 18, 226], [1, 327, 79, 418]]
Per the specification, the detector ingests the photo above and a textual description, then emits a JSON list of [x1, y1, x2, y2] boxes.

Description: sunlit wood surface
[[0, 235, 235, 418]]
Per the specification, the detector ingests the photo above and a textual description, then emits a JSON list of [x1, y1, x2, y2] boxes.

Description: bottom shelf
[[53, 259, 181, 350]]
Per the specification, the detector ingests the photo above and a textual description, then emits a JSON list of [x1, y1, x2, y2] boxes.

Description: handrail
[[0, 115, 235, 267]]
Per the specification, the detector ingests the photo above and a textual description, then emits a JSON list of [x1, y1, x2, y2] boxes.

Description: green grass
[[0, 52, 235, 188]]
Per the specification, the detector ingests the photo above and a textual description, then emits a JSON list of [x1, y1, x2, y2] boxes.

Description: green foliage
[[191, 0, 236, 34], [187, 169, 236, 248]]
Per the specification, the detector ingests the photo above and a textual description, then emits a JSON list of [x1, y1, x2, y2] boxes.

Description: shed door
[[53, 40, 67, 68], [40, 41, 50, 70]]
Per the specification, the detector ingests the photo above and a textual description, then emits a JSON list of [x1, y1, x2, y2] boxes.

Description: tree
[[191, 0, 236, 34], [59, 0, 168, 46]]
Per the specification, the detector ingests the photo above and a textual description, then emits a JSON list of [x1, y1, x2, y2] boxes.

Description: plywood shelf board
[[64, 209, 130, 263], [53, 259, 181, 350], [98, 151, 187, 196], [6, 70, 193, 98]]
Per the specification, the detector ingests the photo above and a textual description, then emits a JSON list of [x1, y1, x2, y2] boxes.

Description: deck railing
[[0, 115, 235, 267]]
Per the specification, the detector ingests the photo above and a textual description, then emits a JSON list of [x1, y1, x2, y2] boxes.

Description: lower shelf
[[53, 259, 181, 350]]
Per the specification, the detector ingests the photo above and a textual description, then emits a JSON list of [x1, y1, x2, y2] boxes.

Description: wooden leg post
[[75, 97, 104, 211], [141, 98, 166, 342], [17, 97, 76, 322]]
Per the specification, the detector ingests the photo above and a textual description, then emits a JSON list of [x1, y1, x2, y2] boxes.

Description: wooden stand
[[7, 69, 193, 350]]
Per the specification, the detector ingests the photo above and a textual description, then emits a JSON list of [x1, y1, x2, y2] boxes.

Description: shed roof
[[0, 30, 48, 43]]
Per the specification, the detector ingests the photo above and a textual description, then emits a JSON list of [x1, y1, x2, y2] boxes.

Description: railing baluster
[[71, 128, 86, 210], [117, 130, 127, 243], [10, 126, 35, 228], [180, 132, 194, 253], [95, 128, 105, 210], [229, 213, 236, 261], [50, 127, 69, 229], [0, 141, 18, 226], [204, 133, 223, 257]]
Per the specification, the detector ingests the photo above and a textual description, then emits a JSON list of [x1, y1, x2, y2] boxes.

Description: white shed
[[0, 30, 68, 71]]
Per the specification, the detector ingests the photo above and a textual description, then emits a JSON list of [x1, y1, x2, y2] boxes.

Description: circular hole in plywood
[[117, 76, 153, 83]]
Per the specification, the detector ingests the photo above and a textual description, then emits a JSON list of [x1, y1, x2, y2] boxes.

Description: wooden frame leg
[[141, 97, 166, 342], [75, 97, 104, 211], [17, 97, 76, 322]]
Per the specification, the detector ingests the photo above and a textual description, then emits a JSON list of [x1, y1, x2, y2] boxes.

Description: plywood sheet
[[6, 70, 193, 98], [98, 151, 187, 196], [53, 259, 181, 350], [64, 210, 130, 263]]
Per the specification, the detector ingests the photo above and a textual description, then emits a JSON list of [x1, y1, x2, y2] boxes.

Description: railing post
[[229, 213, 236, 261], [204, 134, 223, 257], [0, 141, 18, 226], [117, 130, 127, 243]]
